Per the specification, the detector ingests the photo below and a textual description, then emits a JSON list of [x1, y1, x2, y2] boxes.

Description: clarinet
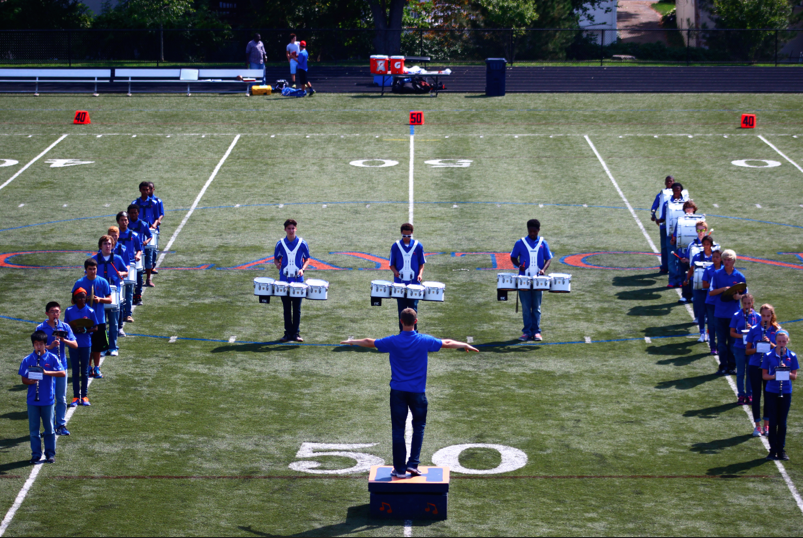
[[34, 351, 41, 403], [778, 346, 787, 397]]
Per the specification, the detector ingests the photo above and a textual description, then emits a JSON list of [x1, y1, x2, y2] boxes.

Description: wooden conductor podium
[[368, 465, 449, 520]]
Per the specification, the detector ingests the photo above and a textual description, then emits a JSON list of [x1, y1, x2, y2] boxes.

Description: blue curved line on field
[[3, 201, 803, 234]]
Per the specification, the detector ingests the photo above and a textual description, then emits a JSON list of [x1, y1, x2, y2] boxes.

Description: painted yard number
[[350, 159, 473, 168], [289, 442, 527, 475]]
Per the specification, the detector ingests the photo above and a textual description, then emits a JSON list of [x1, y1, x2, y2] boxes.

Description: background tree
[[711, 0, 798, 61], [0, 0, 92, 30]]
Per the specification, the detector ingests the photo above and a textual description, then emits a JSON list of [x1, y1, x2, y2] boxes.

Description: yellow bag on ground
[[251, 85, 272, 95]]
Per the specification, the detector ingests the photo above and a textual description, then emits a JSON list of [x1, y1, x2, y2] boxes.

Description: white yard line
[[0, 134, 68, 192], [588, 134, 803, 515], [759, 135, 803, 175], [155, 135, 240, 268], [409, 130, 415, 224], [0, 356, 105, 537]]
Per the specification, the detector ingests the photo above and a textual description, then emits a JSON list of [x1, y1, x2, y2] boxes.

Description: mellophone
[[496, 273, 572, 301], [370, 280, 445, 306], [253, 277, 330, 304]]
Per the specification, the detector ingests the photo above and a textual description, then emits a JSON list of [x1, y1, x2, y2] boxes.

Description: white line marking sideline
[[588, 134, 803, 515], [0, 356, 106, 537], [155, 135, 240, 269], [0, 134, 68, 192], [759, 135, 803, 175]]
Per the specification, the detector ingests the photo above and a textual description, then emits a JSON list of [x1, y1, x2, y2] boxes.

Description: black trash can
[[485, 58, 507, 97]]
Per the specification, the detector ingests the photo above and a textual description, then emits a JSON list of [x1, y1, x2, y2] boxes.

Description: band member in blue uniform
[[127, 204, 153, 292], [274, 219, 310, 342], [657, 183, 689, 289], [116, 211, 143, 316], [686, 232, 717, 342], [746, 304, 781, 437], [730, 294, 760, 405], [510, 219, 553, 342], [762, 330, 798, 461], [36, 302, 76, 437], [709, 249, 746, 376], [651, 175, 675, 274], [702, 249, 723, 355], [390, 223, 426, 332], [132, 181, 160, 281], [71, 259, 112, 380], [93, 235, 128, 357], [341, 308, 478, 478]]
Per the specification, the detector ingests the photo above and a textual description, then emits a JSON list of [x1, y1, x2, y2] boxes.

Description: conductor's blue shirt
[[375, 331, 442, 393]]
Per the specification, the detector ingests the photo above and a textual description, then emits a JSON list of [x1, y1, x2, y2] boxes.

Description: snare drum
[[272, 281, 289, 297], [391, 283, 407, 298], [676, 215, 705, 248], [144, 229, 159, 251], [406, 284, 425, 300], [497, 273, 517, 291], [135, 258, 144, 272], [516, 275, 532, 290], [549, 273, 572, 293], [125, 265, 137, 284], [289, 282, 308, 298], [109, 285, 120, 312], [371, 280, 393, 298], [532, 275, 552, 291], [254, 277, 274, 296], [306, 279, 329, 300], [692, 262, 712, 291], [422, 281, 445, 302]]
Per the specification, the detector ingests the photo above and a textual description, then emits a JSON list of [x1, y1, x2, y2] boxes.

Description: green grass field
[[1, 93, 803, 536]]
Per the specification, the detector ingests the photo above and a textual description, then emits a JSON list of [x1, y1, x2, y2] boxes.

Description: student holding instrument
[[686, 233, 717, 343], [762, 330, 798, 461], [510, 219, 553, 342], [650, 175, 675, 274], [341, 308, 478, 478], [274, 219, 310, 342], [730, 294, 760, 405], [390, 223, 426, 332], [709, 249, 746, 376], [19, 330, 66, 464], [72, 258, 111, 381], [127, 204, 153, 293], [36, 302, 77, 437], [746, 304, 781, 437], [116, 211, 143, 317], [64, 289, 95, 407], [702, 248, 723, 355], [93, 235, 128, 357]]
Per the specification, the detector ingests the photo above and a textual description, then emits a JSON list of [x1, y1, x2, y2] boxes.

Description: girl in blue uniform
[[701, 249, 722, 355], [762, 330, 798, 461], [685, 230, 717, 341], [746, 304, 781, 437], [730, 294, 760, 405]]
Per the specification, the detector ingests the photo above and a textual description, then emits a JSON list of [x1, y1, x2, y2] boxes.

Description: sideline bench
[[0, 69, 111, 94], [116, 68, 264, 95]]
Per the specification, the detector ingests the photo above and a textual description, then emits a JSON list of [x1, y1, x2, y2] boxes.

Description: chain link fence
[[0, 28, 801, 66]]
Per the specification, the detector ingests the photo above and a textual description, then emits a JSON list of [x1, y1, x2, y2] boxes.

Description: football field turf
[[1, 93, 803, 536]]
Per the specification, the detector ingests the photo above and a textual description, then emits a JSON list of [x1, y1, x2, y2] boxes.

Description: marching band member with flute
[[71, 259, 112, 382], [709, 249, 746, 376], [19, 330, 65, 464], [730, 294, 760, 405], [746, 304, 781, 437], [274, 219, 310, 342], [93, 235, 128, 358], [510, 219, 553, 342], [390, 223, 426, 332], [36, 302, 77, 437], [762, 330, 798, 461]]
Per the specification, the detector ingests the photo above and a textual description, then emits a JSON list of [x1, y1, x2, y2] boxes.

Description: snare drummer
[[685, 228, 714, 340], [72, 258, 112, 381], [116, 212, 143, 315], [709, 249, 746, 376], [132, 182, 160, 282], [147, 181, 164, 275], [510, 219, 553, 342], [390, 223, 426, 332], [651, 175, 675, 274], [127, 204, 153, 290], [93, 235, 127, 358], [746, 304, 781, 437], [702, 248, 722, 355], [274, 219, 310, 342]]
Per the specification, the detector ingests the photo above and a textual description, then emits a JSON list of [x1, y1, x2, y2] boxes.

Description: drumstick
[[515, 289, 519, 314]]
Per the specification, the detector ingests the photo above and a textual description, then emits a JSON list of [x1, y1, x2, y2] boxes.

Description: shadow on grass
[[646, 341, 698, 357], [210, 344, 301, 354], [655, 372, 719, 390], [627, 304, 675, 317], [656, 352, 710, 366], [644, 323, 695, 338], [611, 274, 659, 288], [238, 504, 428, 536], [0, 411, 28, 421], [616, 288, 663, 301], [707, 458, 770, 475], [7, 385, 26, 392], [690, 434, 753, 455], [332, 346, 376, 353], [683, 402, 740, 419], [476, 340, 543, 354]]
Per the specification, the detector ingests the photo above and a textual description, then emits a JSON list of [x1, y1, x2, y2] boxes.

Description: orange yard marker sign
[[73, 110, 91, 124]]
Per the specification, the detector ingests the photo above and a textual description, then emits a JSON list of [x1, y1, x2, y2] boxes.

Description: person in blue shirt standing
[[36, 302, 77, 437], [746, 304, 781, 437], [128, 204, 153, 297], [730, 294, 760, 405], [762, 330, 798, 461], [147, 181, 164, 274], [132, 184, 159, 286], [701, 248, 722, 356], [274, 219, 311, 342], [296, 41, 316, 96], [19, 330, 66, 464], [116, 211, 143, 317], [342, 308, 478, 478], [93, 235, 128, 356], [650, 175, 675, 274], [685, 233, 717, 342], [509, 219, 553, 342], [64, 289, 96, 407], [709, 249, 746, 376], [390, 223, 426, 332], [72, 258, 112, 381], [657, 182, 689, 289]]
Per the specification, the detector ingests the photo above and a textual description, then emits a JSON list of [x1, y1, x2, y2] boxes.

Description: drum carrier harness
[[395, 239, 420, 282], [280, 237, 304, 280], [521, 236, 545, 277]]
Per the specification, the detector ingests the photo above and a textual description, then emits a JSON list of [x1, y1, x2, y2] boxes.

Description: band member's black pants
[[281, 296, 302, 338]]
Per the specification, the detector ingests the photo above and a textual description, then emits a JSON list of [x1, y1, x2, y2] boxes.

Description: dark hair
[[116, 211, 128, 223], [527, 219, 540, 231], [139, 181, 149, 190], [701, 235, 714, 246], [84, 258, 98, 270], [31, 330, 48, 344], [400, 308, 417, 327], [665, 175, 674, 182], [683, 200, 697, 213], [98, 235, 113, 249], [290, 33, 296, 40], [672, 182, 684, 191], [400, 223, 414, 233], [127, 204, 139, 215], [284, 219, 298, 229], [45, 301, 60, 312], [254, 33, 261, 41], [147, 181, 155, 188]]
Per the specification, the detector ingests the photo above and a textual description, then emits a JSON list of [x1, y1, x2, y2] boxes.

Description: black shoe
[[45, 456, 55, 464], [716, 369, 726, 376], [727, 369, 737, 376], [151, 269, 159, 275], [766, 453, 778, 461], [29, 457, 40, 465], [279, 335, 291, 343], [779, 451, 790, 461]]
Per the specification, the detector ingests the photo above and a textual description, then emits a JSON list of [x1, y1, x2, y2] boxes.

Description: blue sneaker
[[56, 426, 71, 436], [81, 397, 91, 406], [69, 398, 79, 408], [93, 367, 103, 379]]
